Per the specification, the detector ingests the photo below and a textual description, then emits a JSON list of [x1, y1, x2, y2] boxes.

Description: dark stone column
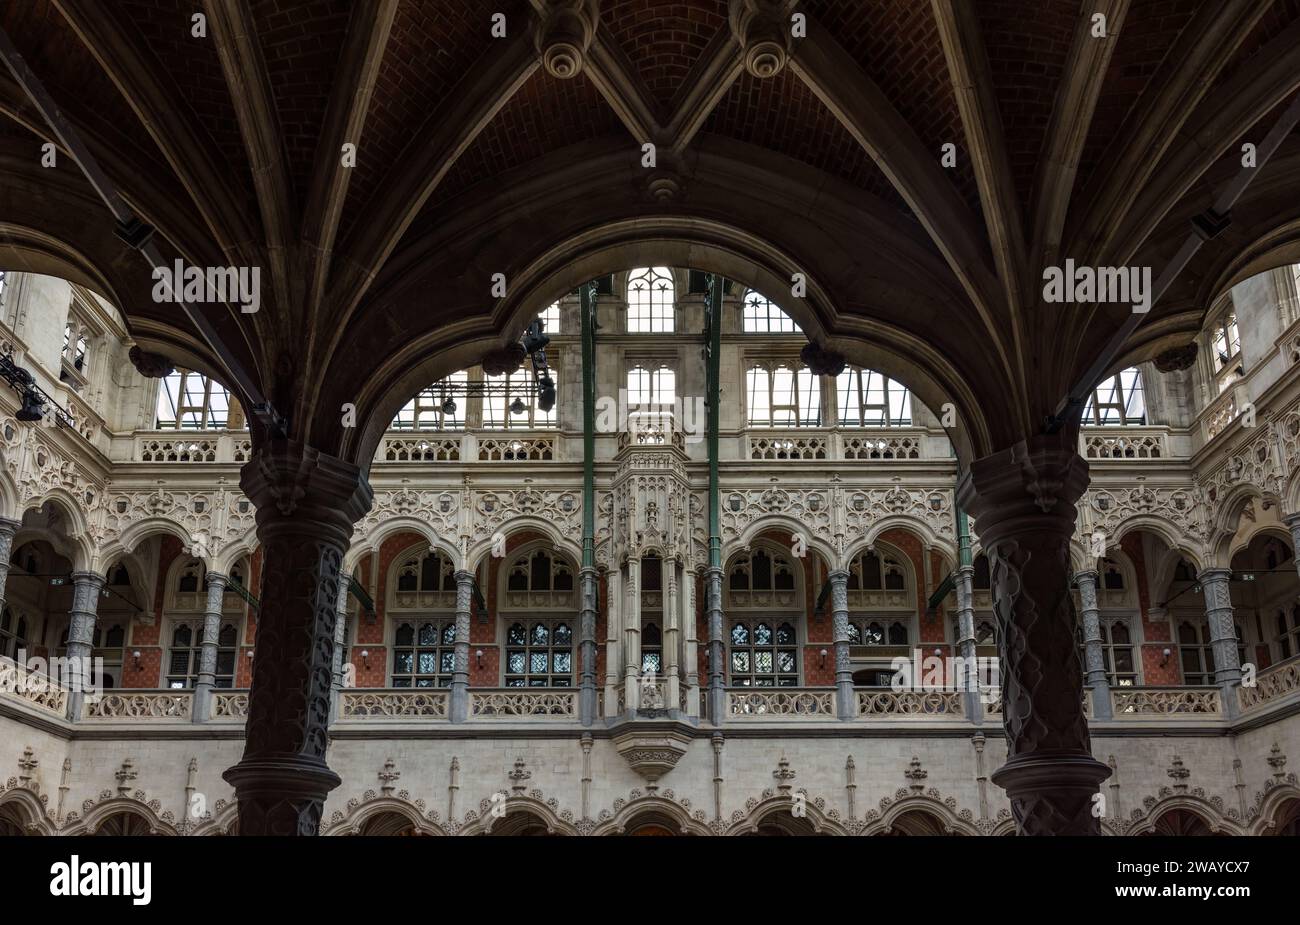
[[958, 433, 1110, 835], [223, 440, 371, 836]]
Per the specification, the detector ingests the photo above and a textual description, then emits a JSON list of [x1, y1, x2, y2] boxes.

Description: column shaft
[[603, 568, 622, 717], [829, 569, 853, 719], [452, 569, 473, 722], [66, 571, 104, 718], [1200, 567, 1241, 717], [1075, 570, 1112, 721], [329, 580, 349, 723], [624, 556, 641, 712], [578, 564, 599, 725], [223, 440, 371, 836], [0, 517, 19, 614], [706, 564, 724, 724], [664, 561, 681, 712], [193, 571, 228, 723], [958, 433, 1110, 835]]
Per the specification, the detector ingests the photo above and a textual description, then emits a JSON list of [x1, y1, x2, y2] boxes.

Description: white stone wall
[[5, 708, 1298, 834]]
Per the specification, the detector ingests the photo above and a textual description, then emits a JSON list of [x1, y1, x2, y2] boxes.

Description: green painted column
[[579, 281, 599, 726], [705, 274, 725, 725]]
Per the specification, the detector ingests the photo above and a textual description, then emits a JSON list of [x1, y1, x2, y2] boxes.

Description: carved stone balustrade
[[1239, 657, 1300, 713]]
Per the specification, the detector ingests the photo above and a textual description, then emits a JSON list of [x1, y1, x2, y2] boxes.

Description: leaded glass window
[[1079, 617, 1138, 686], [504, 620, 573, 686], [641, 623, 662, 675], [392, 620, 456, 687], [729, 620, 798, 686], [846, 619, 909, 647], [166, 621, 237, 688], [1178, 619, 1246, 686], [846, 550, 907, 591]]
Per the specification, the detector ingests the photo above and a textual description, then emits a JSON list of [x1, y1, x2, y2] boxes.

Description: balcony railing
[[338, 688, 449, 719], [471, 689, 577, 717], [0, 658, 67, 716], [1238, 656, 1300, 713], [85, 691, 193, 719], [1111, 686, 1221, 717], [727, 688, 835, 717], [1, 681, 1281, 729], [134, 432, 252, 463], [856, 689, 964, 717], [1080, 428, 1168, 459]]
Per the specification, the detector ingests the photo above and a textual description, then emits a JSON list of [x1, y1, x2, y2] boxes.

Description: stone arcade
[[0, 1, 1299, 836]]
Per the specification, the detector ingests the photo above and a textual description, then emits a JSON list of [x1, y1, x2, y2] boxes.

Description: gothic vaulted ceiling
[[1, 0, 1299, 464]]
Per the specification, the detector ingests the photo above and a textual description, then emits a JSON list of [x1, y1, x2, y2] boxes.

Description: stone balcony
[[8, 654, 1297, 732]]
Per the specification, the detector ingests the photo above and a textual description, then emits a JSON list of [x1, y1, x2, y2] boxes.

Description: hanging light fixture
[[441, 396, 457, 416], [509, 397, 527, 416]]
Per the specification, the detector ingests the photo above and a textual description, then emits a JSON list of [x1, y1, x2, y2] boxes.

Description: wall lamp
[[131, 650, 141, 670], [360, 649, 370, 670], [818, 648, 827, 669], [1159, 647, 1172, 668], [476, 649, 484, 669]]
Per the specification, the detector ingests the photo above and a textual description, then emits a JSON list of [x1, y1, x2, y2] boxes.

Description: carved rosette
[[729, 0, 793, 79], [958, 433, 1110, 835], [534, 0, 598, 79], [223, 440, 373, 836]]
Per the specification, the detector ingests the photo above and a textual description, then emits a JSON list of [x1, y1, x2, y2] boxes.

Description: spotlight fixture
[[536, 373, 556, 412], [16, 388, 44, 422], [522, 319, 550, 356], [0, 347, 74, 427]]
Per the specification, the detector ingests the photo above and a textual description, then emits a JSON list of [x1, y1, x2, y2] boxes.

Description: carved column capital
[[240, 439, 373, 536], [534, 0, 598, 79]]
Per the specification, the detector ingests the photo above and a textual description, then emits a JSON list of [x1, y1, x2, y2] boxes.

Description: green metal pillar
[[705, 274, 725, 725], [579, 281, 599, 726]]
